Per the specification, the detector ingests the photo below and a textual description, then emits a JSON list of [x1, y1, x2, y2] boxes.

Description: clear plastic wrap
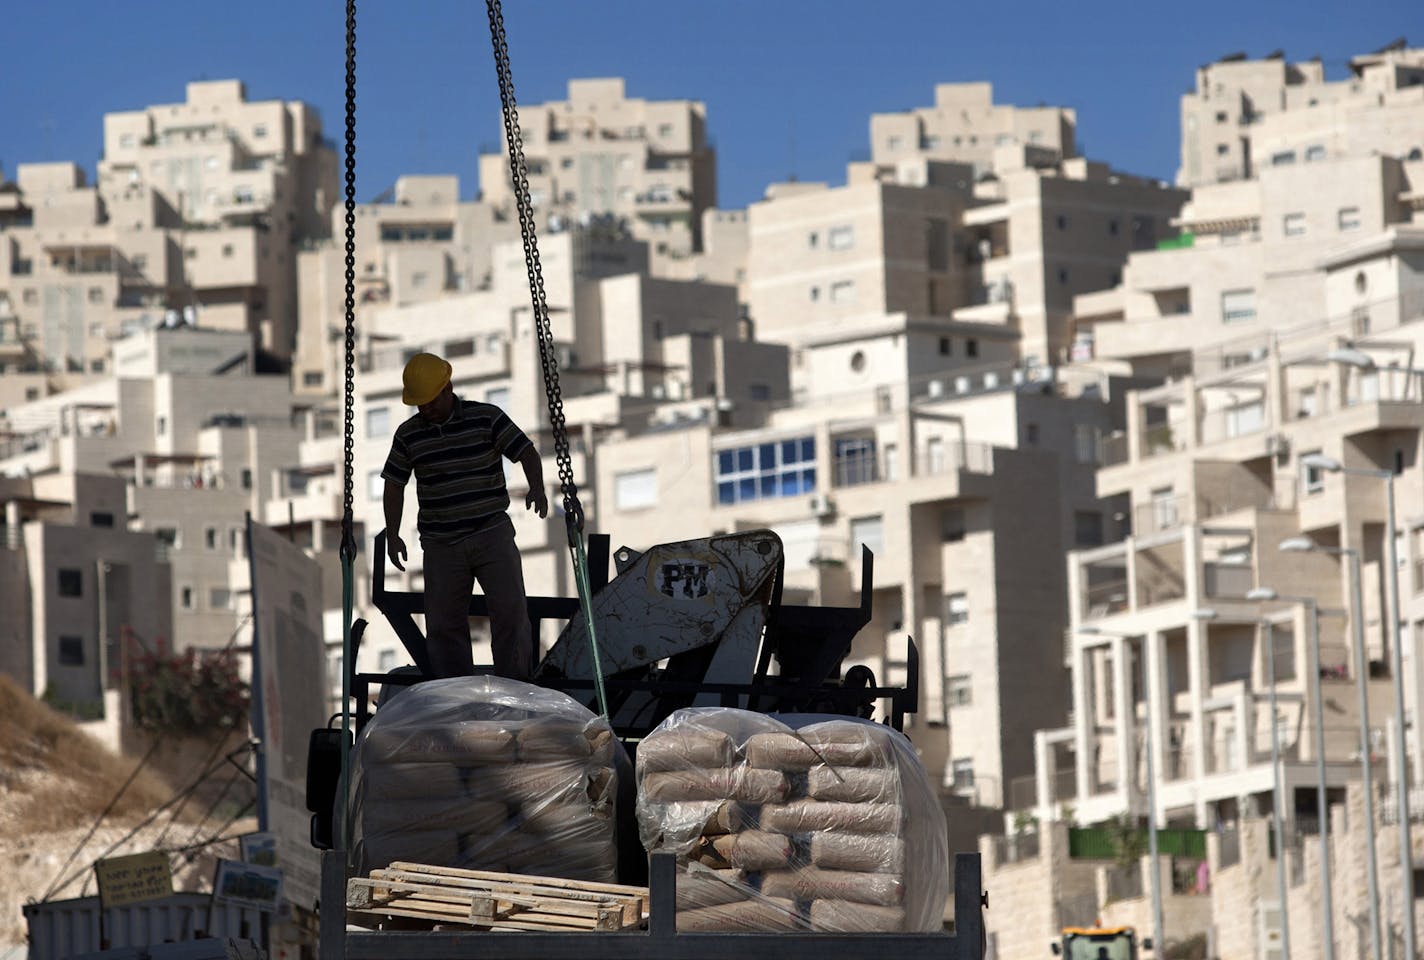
[[636, 708, 948, 932], [350, 676, 626, 882]]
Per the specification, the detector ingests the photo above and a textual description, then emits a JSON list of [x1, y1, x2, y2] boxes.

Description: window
[[887, 135, 903, 150], [1221, 288, 1257, 324], [412, 271, 428, 289], [614, 468, 658, 511], [240, 468, 252, 490], [828, 226, 855, 250], [1338, 207, 1361, 231], [1074, 424, 1099, 464], [1303, 451, 1326, 493], [809, 286, 821, 302], [951, 758, 975, 791], [119, 133, 136, 148], [205, 527, 219, 550], [156, 416, 167, 436], [941, 507, 966, 543], [1214, 111, 1228, 123], [1271, 150, 1296, 166], [87, 287, 104, 304], [1056, 214, 1069, 231], [1025, 423, 1040, 446], [303, 371, 323, 387], [155, 527, 180, 550], [657, 123, 674, 138], [485, 387, 510, 410], [1058, 268, 1070, 285], [946, 592, 969, 625], [58, 569, 83, 597], [829, 280, 856, 304], [91, 512, 114, 528], [210, 587, 232, 609], [1283, 213, 1306, 237], [849, 351, 867, 373], [90, 359, 104, 373], [808, 232, 820, 249], [229, 527, 243, 553], [58, 636, 85, 667], [253, 124, 268, 139], [939, 337, 951, 356], [378, 649, 398, 673], [180, 586, 195, 610], [1305, 144, 1327, 162], [850, 515, 884, 559], [947, 675, 972, 707], [369, 470, 384, 500], [749, 384, 771, 401], [714, 436, 816, 505], [1075, 510, 1104, 547], [234, 186, 254, 204], [966, 338, 979, 358], [366, 406, 390, 439], [1216, 143, 1229, 156], [131, 254, 147, 271]]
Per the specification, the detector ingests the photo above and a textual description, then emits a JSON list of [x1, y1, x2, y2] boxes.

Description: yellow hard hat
[[401, 353, 452, 406]]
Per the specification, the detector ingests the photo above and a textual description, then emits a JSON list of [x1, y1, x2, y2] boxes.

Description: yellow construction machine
[[1052, 926, 1151, 960]]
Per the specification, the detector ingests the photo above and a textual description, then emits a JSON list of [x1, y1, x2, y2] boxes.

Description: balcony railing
[[832, 452, 879, 488], [913, 440, 994, 477], [1202, 562, 1254, 598]]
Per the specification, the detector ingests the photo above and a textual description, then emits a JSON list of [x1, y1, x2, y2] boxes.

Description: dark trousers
[[420, 515, 534, 681]]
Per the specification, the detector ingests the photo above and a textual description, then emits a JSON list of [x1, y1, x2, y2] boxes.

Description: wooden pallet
[[347, 862, 649, 933]]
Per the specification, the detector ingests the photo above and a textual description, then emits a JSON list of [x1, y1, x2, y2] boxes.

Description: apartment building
[[476, 78, 717, 270], [1025, 226, 1424, 834], [870, 81, 1078, 173], [292, 174, 519, 395], [0, 326, 311, 653], [0, 81, 337, 407], [0, 472, 171, 716], [745, 150, 1185, 378], [1075, 152, 1424, 377], [1179, 44, 1424, 188]]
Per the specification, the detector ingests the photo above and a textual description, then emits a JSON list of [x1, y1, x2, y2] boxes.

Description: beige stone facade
[[0, 81, 337, 408], [476, 78, 716, 272], [1179, 46, 1424, 188]]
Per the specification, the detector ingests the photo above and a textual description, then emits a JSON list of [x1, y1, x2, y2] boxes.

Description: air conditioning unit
[[809, 493, 835, 517]]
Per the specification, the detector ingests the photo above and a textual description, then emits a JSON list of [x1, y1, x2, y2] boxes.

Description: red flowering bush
[[127, 637, 250, 735]]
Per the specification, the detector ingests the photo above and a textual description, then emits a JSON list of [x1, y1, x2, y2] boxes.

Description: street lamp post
[[1249, 586, 1335, 960], [1282, 536, 1383, 960], [1204, 603, 1292, 960], [1080, 627, 1164, 958], [1301, 446, 1415, 960]]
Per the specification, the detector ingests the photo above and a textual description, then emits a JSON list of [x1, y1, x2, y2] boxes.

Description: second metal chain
[[485, 0, 581, 531]]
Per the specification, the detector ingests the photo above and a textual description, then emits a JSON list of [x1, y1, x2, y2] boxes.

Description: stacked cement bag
[[350, 676, 624, 882], [636, 708, 948, 932]]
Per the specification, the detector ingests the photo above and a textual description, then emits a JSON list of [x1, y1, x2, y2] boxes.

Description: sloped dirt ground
[[0, 676, 256, 951]]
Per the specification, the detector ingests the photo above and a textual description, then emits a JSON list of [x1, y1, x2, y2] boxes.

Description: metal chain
[[485, 0, 582, 532], [339, 0, 358, 562]]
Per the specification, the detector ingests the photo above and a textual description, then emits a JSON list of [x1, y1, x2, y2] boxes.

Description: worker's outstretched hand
[[387, 532, 407, 572], [526, 486, 549, 519]]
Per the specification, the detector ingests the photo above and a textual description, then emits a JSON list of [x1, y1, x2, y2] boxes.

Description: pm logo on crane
[[657, 559, 712, 599]]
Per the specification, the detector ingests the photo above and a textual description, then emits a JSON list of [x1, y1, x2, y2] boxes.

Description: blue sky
[[2, 1, 1417, 209]]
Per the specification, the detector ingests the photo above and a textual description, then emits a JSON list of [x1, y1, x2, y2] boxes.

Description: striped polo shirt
[[380, 396, 534, 543]]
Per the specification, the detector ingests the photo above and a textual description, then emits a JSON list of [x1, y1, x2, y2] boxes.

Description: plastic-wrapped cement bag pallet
[[351, 676, 626, 883], [636, 708, 948, 932]]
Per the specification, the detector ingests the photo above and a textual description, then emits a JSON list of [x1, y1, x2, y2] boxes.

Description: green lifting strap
[[569, 524, 609, 719]]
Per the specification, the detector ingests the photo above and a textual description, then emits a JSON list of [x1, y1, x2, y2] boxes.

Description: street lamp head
[[1326, 347, 1376, 370], [1191, 608, 1219, 621], [1246, 587, 1279, 601], [1300, 452, 1343, 473], [1279, 537, 1317, 553]]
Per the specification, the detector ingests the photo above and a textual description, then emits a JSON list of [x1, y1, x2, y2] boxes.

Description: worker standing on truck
[[381, 352, 548, 681]]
